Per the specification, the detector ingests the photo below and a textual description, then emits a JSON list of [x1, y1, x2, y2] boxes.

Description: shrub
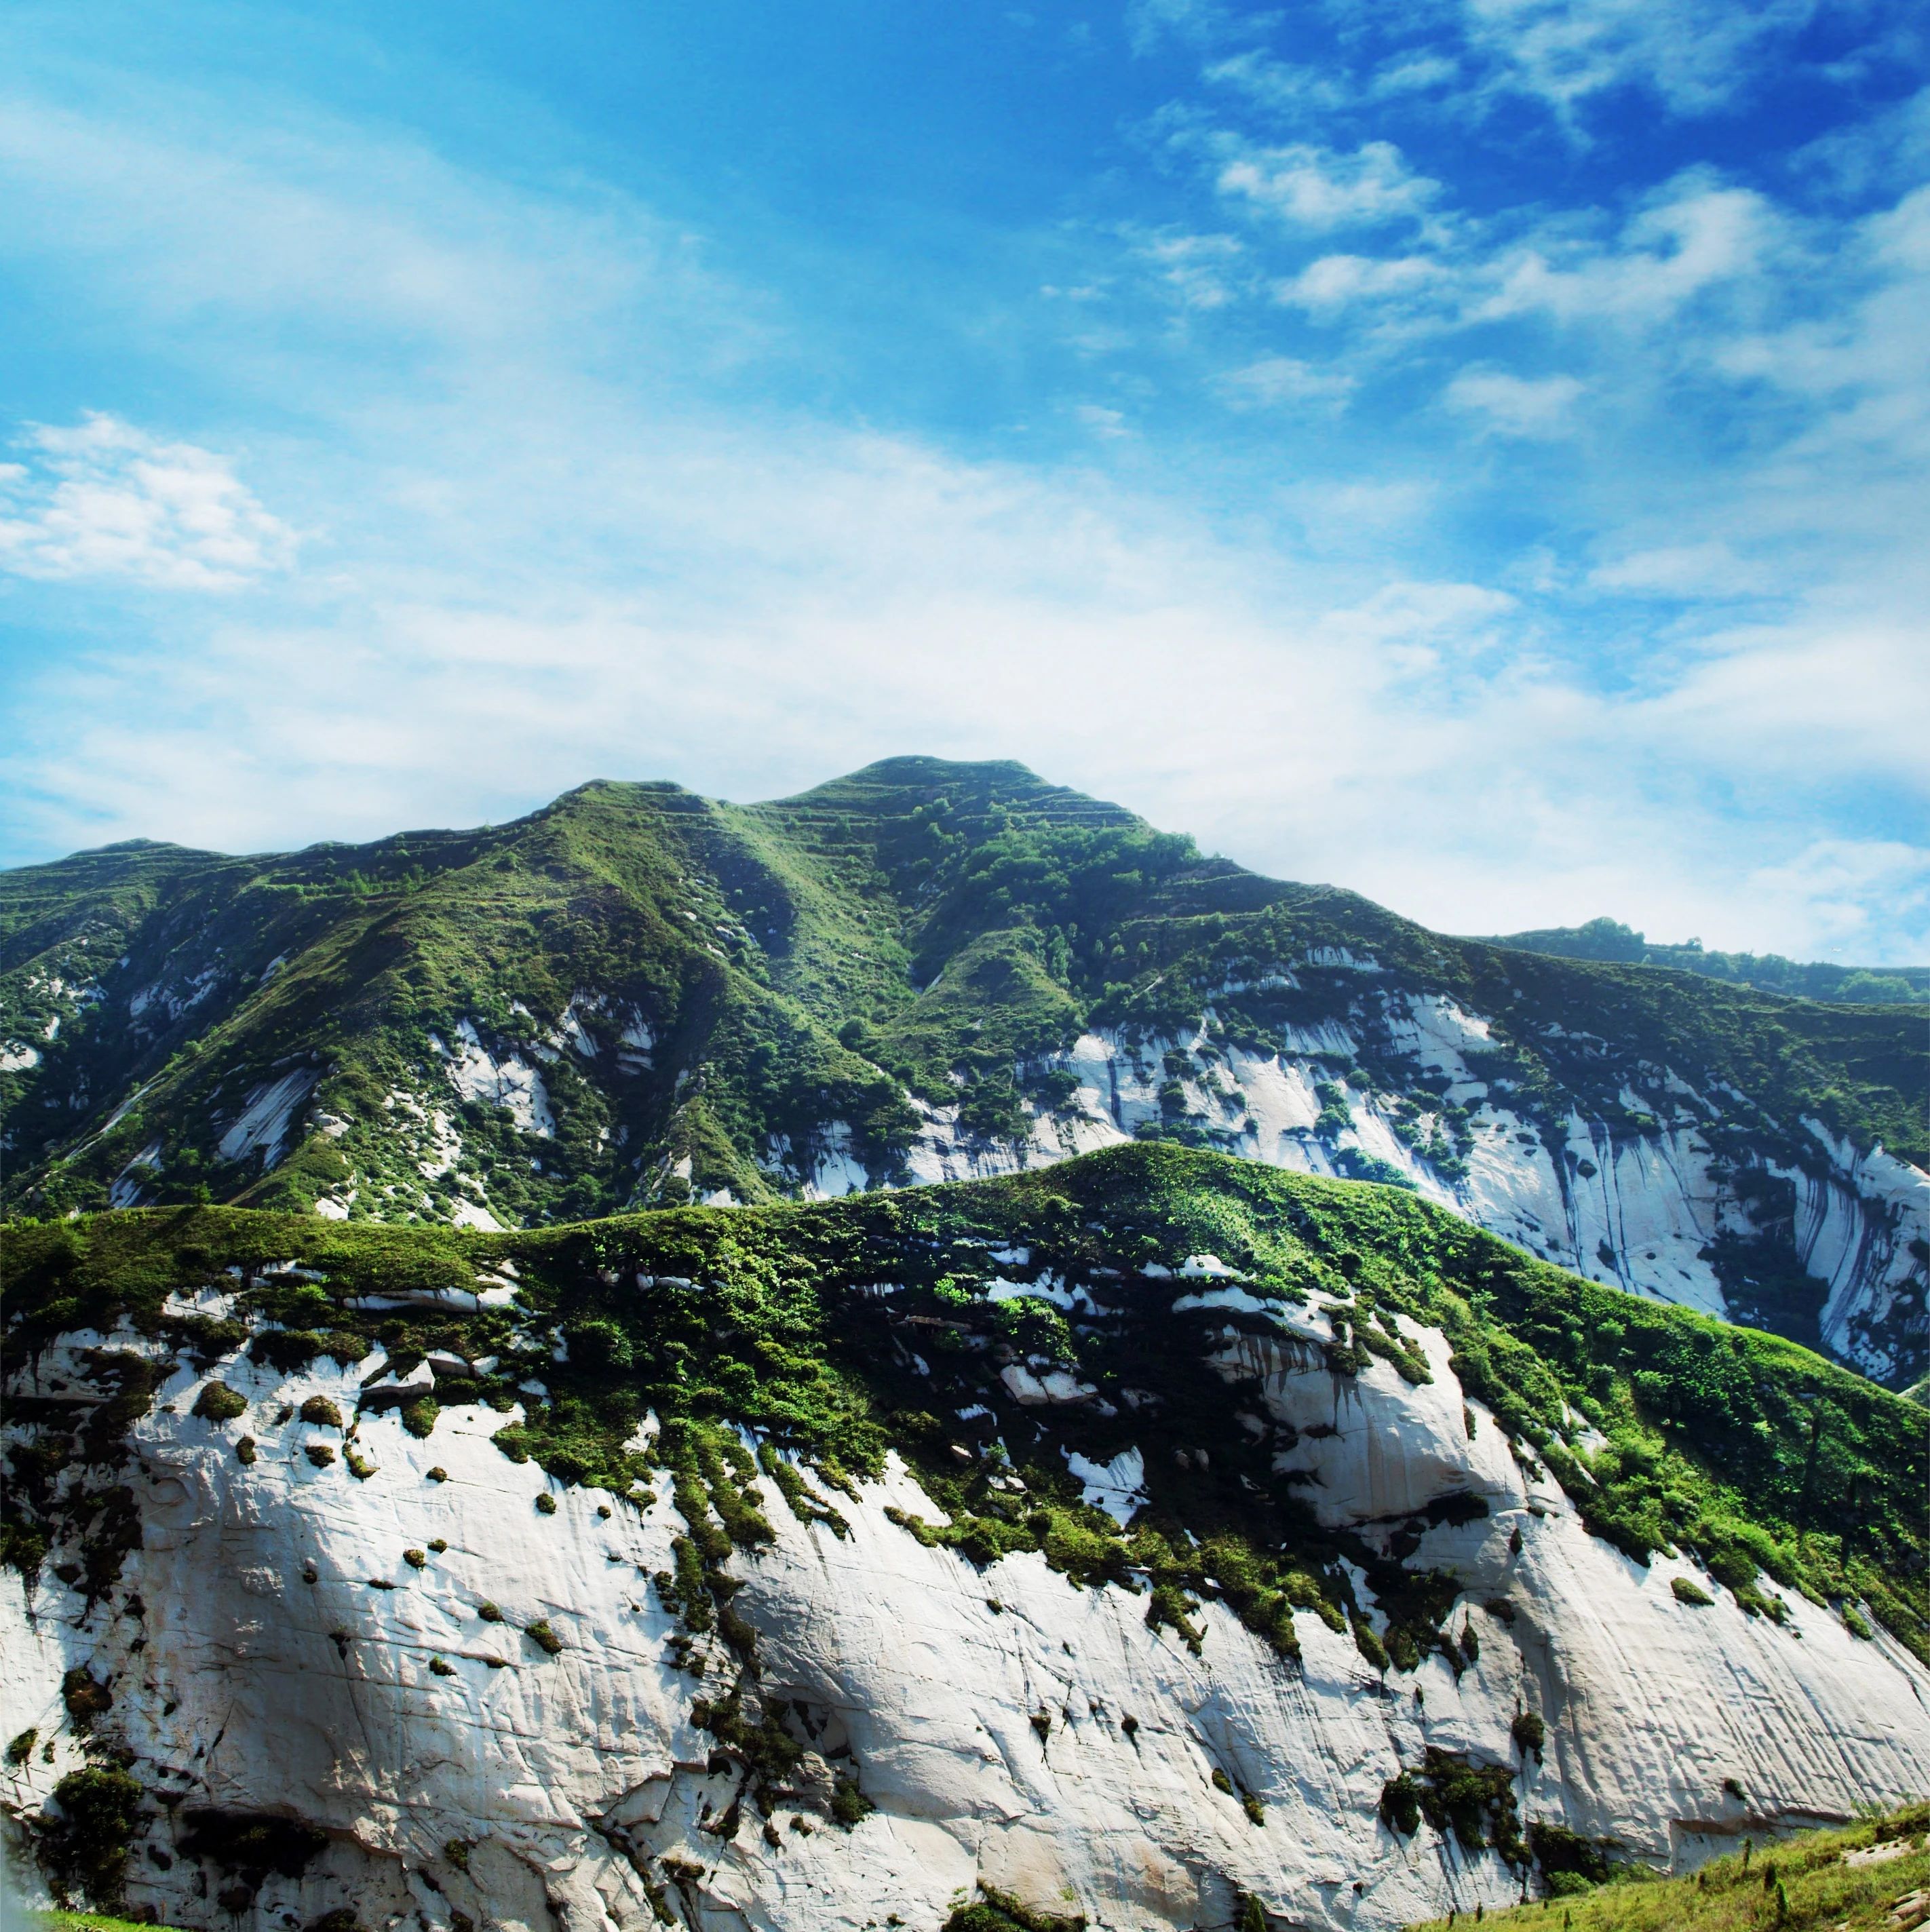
[[193, 1382, 248, 1424], [236, 1436, 258, 1465], [299, 1397, 343, 1429], [525, 1619, 563, 1655], [1512, 1711, 1547, 1758], [402, 1397, 440, 1440], [1672, 1576, 1715, 1606], [7, 1728, 38, 1766], [1352, 1617, 1391, 1672], [830, 1776, 874, 1829], [426, 1467, 448, 1482], [43, 1765, 142, 1906], [429, 1657, 455, 1676], [404, 1549, 427, 1569], [535, 1492, 557, 1515], [1529, 1822, 1608, 1889], [476, 1601, 504, 1622], [62, 1669, 112, 1729], [1242, 1792, 1267, 1827], [1842, 1604, 1873, 1640]]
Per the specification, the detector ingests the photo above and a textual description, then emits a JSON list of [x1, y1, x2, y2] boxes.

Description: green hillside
[[3, 760, 1923, 1229], [1404, 1800, 1930, 1930], [1485, 916, 1930, 1006], [5, 1146, 1923, 1680]]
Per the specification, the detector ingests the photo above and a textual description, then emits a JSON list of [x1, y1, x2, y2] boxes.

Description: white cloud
[[1212, 355, 1355, 408], [1457, 0, 1819, 121], [1475, 181, 1779, 322], [1276, 250, 1441, 312], [0, 414, 294, 590], [1129, 228, 1249, 309], [1216, 139, 1443, 231], [1446, 368, 1584, 436]]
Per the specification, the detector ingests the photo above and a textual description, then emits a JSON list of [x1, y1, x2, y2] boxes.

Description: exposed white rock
[[1063, 1446, 1149, 1526], [440, 1020, 556, 1138], [217, 1070, 318, 1166], [6, 1326, 1925, 1932], [109, 1137, 164, 1209]]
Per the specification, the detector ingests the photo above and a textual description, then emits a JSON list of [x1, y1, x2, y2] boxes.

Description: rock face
[[821, 993, 1930, 1386], [7, 1317, 1927, 1932]]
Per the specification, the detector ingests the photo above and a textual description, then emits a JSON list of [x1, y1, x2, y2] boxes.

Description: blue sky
[[1, 0, 1926, 960]]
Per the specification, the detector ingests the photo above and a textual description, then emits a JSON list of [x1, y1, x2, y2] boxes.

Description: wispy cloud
[[1446, 368, 1583, 436], [0, 414, 294, 589], [1214, 138, 1445, 232]]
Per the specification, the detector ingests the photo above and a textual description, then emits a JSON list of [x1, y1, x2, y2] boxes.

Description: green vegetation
[[3, 1145, 1923, 1685], [38, 1912, 197, 1932], [1404, 1799, 1930, 1929], [2, 760, 1921, 1388], [39, 1767, 142, 1906], [942, 1885, 1086, 1932], [1488, 916, 1930, 1007]]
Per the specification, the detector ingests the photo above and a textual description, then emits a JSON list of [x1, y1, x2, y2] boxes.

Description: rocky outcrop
[[6, 1314, 1926, 1932], [805, 986, 1929, 1386]]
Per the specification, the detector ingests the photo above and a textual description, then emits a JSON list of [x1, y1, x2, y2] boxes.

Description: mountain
[[2, 758, 1925, 1385], [1482, 916, 1930, 1007], [3, 1148, 1927, 1932]]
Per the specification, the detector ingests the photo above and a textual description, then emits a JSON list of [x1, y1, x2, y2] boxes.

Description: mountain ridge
[[3, 758, 1925, 1385]]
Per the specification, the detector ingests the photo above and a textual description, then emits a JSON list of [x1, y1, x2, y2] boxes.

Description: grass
[[38, 1914, 198, 1932], [1402, 1801, 1930, 1931]]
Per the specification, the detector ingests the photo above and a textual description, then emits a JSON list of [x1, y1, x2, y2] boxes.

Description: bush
[[402, 1397, 440, 1440], [1672, 1576, 1715, 1606], [830, 1776, 874, 1829], [43, 1765, 142, 1906], [525, 1619, 563, 1654], [1512, 1711, 1547, 1758], [535, 1492, 557, 1515], [193, 1381, 248, 1424], [299, 1397, 343, 1429]]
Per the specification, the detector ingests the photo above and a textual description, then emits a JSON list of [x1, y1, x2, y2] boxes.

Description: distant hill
[[1482, 915, 1930, 1005]]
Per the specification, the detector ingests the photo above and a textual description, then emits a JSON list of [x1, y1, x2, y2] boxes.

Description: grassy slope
[[1404, 1801, 1930, 1930], [5, 1146, 1923, 1676]]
